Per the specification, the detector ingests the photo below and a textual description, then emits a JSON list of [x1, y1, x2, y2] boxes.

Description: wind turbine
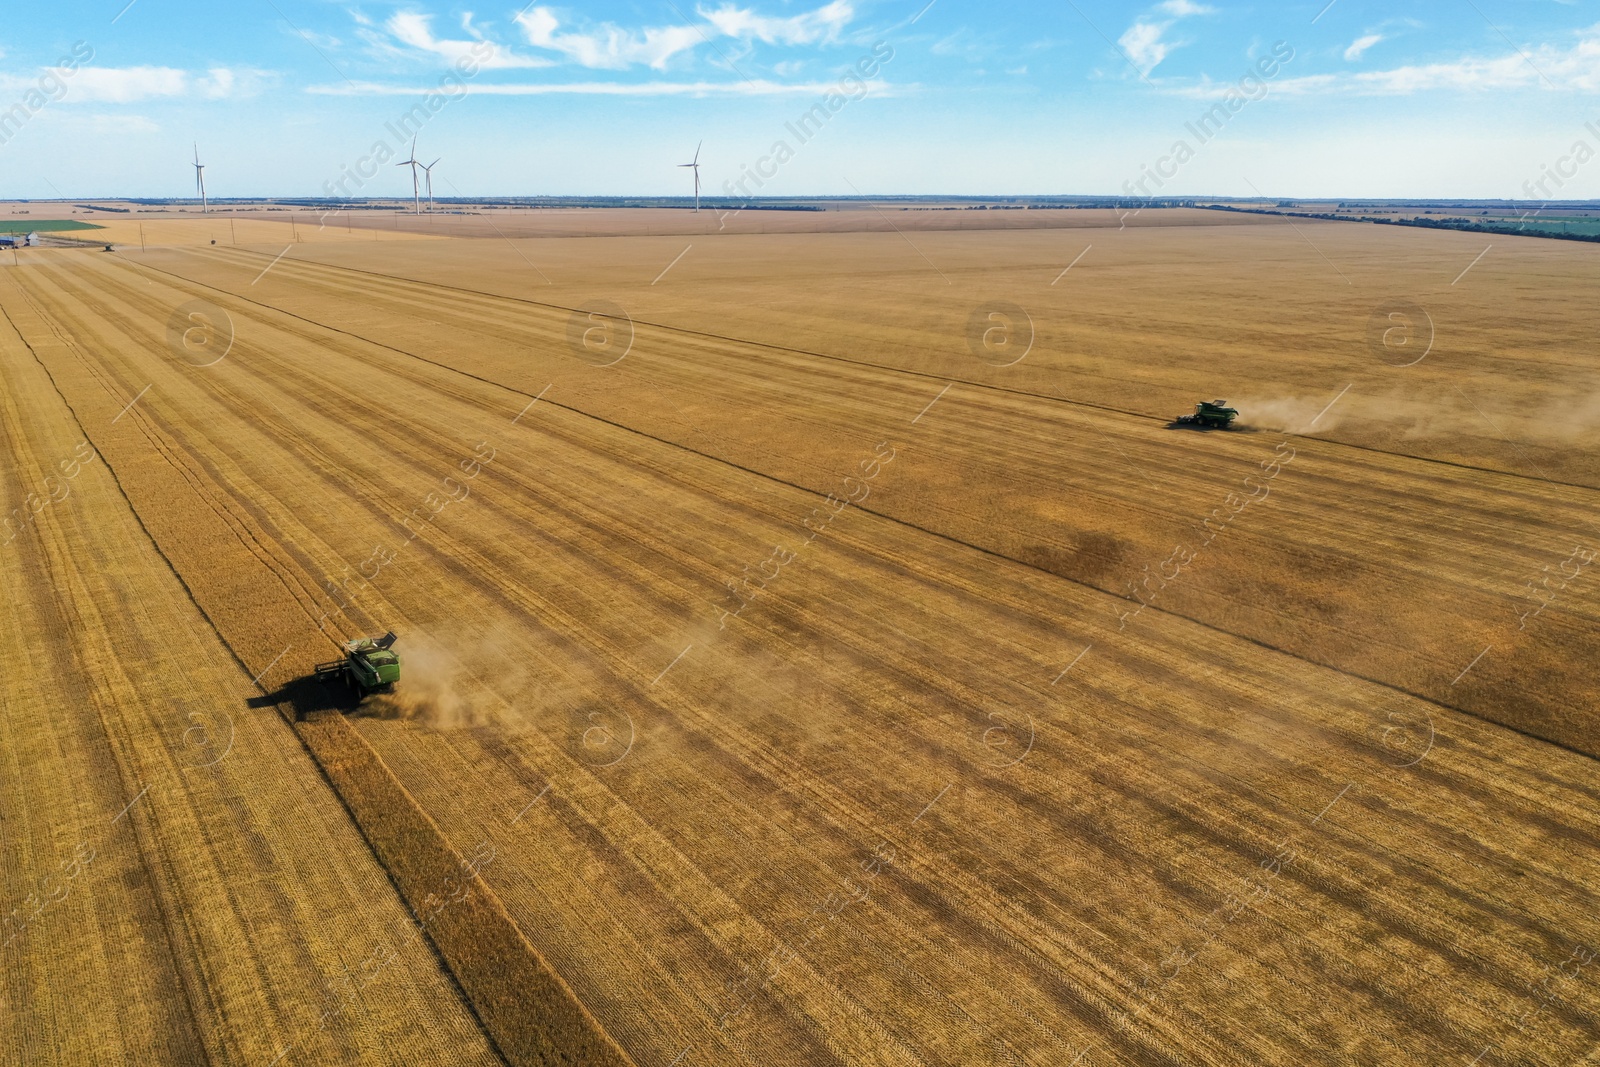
[[421, 158, 440, 213], [678, 141, 702, 212], [193, 143, 208, 213], [396, 136, 422, 215]]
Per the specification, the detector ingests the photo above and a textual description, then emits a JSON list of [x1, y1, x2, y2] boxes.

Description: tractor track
[[25, 254, 1238, 1063], [2, 266, 627, 1067], [0, 273, 507, 1065], [8, 222, 1600, 1067], [96, 251, 1600, 763], [178, 243, 1600, 496], [59, 251, 1600, 826], [46, 252, 1600, 1062], [119, 247, 1600, 662]]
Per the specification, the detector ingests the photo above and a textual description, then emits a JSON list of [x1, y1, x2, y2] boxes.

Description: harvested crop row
[[0, 272, 633, 1067], [0, 278, 503, 1066], [9, 228, 1600, 1067], [12, 246, 1599, 1066], [140, 242, 1600, 760]]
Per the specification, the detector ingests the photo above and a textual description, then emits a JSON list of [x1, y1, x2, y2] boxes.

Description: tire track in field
[[150, 246, 1600, 687], [22, 254, 931, 1065], [21, 252, 1600, 1067], [0, 299, 216, 1064], [109, 251, 1600, 762], [0, 270, 632, 1067], [25, 255, 1094, 1065], [84, 244, 1600, 883], [171, 243, 1600, 494], [2, 275, 512, 1066], [20, 256, 924, 1064], [15, 254, 1312, 1062], [50, 247, 1600, 1049], [22, 257, 1418, 968]]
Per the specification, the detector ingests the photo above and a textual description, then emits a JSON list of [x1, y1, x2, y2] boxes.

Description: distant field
[[1499, 216, 1600, 237], [1395, 214, 1600, 240], [0, 220, 104, 234]]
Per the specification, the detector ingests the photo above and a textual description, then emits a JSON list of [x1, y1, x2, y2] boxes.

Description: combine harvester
[[1175, 398, 1239, 430], [316, 632, 401, 699]]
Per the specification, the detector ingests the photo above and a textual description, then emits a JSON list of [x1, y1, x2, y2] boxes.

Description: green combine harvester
[[1176, 398, 1239, 429], [315, 632, 400, 698]]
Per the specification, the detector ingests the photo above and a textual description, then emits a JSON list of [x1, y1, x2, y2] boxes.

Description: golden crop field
[[2, 207, 1597, 1066]]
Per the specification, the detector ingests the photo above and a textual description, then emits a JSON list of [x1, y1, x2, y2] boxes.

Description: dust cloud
[[1236, 395, 1351, 435], [365, 637, 479, 728], [363, 620, 601, 731], [1239, 388, 1600, 445]]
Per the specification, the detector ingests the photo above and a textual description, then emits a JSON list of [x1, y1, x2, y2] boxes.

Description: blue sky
[[1, 1, 1598, 199]]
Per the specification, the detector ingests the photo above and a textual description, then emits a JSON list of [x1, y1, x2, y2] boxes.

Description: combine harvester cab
[[316, 631, 400, 700], [1176, 399, 1239, 429]]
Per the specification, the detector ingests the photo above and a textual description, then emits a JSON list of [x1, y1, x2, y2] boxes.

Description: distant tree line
[[1202, 204, 1600, 244]]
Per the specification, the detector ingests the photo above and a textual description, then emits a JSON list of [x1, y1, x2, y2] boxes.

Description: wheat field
[[1, 207, 1596, 1066]]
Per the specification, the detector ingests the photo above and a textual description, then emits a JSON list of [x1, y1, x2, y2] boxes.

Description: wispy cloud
[[1157, 0, 1213, 15], [56, 112, 162, 134], [386, 12, 551, 69], [1160, 23, 1600, 97], [4, 65, 267, 103], [1344, 33, 1384, 62], [307, 77, 891, 97], [513, 8, 704, 70], [697, 1, 853, 45], [506, 1, 856, 71]]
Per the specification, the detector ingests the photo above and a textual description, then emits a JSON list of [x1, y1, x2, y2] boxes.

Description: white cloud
[[69, 66, 188, 102], [386, 12, 551, 69], [1117, 0, 1211, 76], [2, 66, 265, 103], [515, 8, 707, 70], [696, 1, 852, 44], [508, 2, 856, 70], [1166, 23, 1600, 96], [1344, 34, 1384, 62], [1119, 21, 1173, 76]]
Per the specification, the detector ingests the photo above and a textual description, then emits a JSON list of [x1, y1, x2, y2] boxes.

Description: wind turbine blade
[[694, 140, 701, 164]]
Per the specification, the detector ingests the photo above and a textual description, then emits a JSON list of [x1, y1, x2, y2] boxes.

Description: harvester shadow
[[1163, 421, 1262, 433], [248, 674, 362, 721]]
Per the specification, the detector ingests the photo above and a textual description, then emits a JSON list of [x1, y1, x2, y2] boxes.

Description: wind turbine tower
[[422, 158, 440, 213], [678, 142, 702, 213], [193, 144, 208, 213], [396, 137, 422, 215]]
